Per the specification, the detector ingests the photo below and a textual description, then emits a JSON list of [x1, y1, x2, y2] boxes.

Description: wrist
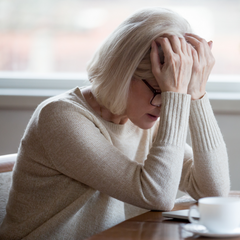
[[161, 87, 188, 95], [190, 92, 206, 100]]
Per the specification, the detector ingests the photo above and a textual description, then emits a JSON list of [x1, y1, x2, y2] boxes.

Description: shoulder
[[36, 87, 95, 121], [21, 87, 102, 138]]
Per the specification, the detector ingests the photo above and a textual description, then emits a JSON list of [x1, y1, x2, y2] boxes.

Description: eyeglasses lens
[[151, 94, 161, 106]]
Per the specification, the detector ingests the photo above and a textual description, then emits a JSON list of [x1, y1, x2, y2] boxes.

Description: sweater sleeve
[[179, 93, 230, 199], [37, 92, 191, 211]]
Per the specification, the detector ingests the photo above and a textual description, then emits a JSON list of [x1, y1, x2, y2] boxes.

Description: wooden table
[[86, 191, 240, 240]]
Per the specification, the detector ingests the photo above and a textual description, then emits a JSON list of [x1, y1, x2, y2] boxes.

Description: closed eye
[[153, 86, 161, 92]]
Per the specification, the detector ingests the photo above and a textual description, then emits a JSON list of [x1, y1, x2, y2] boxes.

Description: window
[[0, 0, 239, 92]]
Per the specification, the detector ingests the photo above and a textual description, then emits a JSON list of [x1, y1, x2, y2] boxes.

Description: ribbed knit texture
[[189, 94, 224, 152], [0, 88, 230, 240], [179, 93, 230, 199], [156, 92, 190, 145]]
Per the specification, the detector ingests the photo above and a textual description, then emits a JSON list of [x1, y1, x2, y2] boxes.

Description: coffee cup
[[188, 197, 240, 234]]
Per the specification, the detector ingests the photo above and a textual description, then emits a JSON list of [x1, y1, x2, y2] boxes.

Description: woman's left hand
[[185, 33, 215, 100]]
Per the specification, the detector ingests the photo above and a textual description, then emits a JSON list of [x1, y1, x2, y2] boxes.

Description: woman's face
[[126, 78, 161, 129]]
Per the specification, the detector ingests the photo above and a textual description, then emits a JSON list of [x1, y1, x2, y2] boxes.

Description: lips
[[147, 114, 159, 121]]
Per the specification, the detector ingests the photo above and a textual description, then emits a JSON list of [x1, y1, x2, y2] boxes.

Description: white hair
[[87, 7, 192, 115]]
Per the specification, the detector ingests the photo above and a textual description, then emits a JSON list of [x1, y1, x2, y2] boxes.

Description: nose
[[151, 94, 161, 107]]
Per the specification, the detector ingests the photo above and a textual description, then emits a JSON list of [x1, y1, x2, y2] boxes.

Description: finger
[[191, 46, 199, 63], [208, 41, 213, 50], [185, 35, 204, 59], [185, 34, 212, 51], [150, 40, 161, 75], [185, 34, 201, 48], [179, 37, 187, 53], [186, 35, 214, 63], [185, 33, 203, 41], [167, 35, 182, 54], [156, 37, 174, 62], [186, 42, 192, 56]]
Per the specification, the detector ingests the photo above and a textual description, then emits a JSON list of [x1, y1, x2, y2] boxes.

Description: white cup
[[188, 197, 240, 234]]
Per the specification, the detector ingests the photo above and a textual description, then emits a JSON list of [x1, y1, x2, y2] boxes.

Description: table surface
[[86, 191, 240, 240]]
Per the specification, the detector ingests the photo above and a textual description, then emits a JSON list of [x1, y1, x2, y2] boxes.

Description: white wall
[[0, 108, 33, 154], [214, 113, 240, 191], [0, 97, 240, 191]]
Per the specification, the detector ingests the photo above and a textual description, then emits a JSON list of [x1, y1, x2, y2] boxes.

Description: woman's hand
[[185, 33, 215, 100], [150, 35, 193, 94]]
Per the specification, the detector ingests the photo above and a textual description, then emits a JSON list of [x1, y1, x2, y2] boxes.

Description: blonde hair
[[87, 7, 192, 115]]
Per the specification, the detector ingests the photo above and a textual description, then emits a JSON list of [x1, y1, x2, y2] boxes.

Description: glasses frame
[[142, 79, 161, 107]]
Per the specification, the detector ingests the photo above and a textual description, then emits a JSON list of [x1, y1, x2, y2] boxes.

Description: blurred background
[[1, 0, 240, 194], [0, 0, 239, 75]]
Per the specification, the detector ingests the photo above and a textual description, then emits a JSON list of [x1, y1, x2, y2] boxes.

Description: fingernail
[[209, 41, 213, 48]]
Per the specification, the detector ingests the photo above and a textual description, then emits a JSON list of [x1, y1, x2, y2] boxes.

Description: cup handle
[[188, 205, 200, 224]]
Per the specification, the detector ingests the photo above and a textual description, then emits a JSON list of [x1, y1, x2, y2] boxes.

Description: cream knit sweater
[[0, 87, 230, 240]]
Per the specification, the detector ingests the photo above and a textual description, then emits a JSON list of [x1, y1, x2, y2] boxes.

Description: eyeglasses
[[142, 79, 161, 107]]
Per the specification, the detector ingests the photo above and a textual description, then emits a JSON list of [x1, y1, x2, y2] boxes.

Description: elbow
[[195, 185, 230, 200], [213, 186, 230, 197], [156, 201, 175, 211], [208, 180, 231, 198], [201, 189, 229, 199], [137, 174, 179, 211], [187, 175, 231, 200], [145, 194, 176, 211]]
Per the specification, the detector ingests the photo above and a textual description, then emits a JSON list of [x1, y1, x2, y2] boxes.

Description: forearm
[[136, 91, 191, 210], [38, 93, 191, 211], [180, 94, 230, 199]]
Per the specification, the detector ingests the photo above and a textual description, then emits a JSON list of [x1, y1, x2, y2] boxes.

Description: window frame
[[0, 72, 240, 113], [1, 72, 240, 91]]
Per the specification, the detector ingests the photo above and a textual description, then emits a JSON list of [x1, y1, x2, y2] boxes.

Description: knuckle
[[192, 49, 198, 57], [161, 37, 168, 44], [182, 53, 192, 63], [193, 64, 201, 73], [170, 35, 177, 41], [209, 56, 215, 65], [172, 54, 180, 64], [179, 37, 184, 42], [195, 41, 203, 49], [151, 66, 157, 74], [199, 61, 206, 71], [151, 65, 160, 76], [168, 56, 175, 66]]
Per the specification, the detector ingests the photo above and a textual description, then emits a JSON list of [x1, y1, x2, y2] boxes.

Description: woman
[[0, 7, 230, 240]]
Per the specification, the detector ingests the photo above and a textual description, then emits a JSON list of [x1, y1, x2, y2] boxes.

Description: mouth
[[147, 114, 159, 121]]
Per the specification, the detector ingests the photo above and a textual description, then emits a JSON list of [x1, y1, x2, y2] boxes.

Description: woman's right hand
[[150, 35, 193, 94]]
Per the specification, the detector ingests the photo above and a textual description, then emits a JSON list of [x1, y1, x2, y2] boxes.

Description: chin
[[133, 121, 156, 130]]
